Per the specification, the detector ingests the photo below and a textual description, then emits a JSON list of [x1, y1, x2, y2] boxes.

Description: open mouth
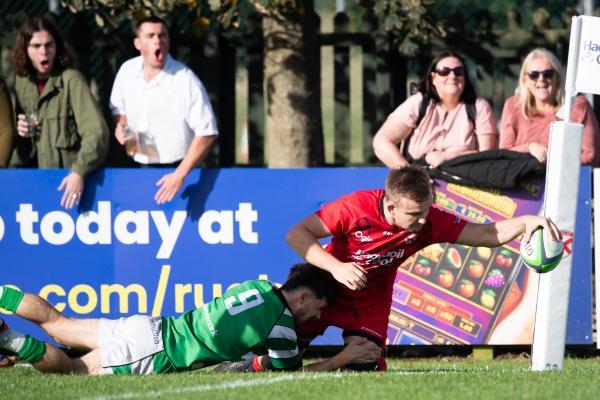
[[40, 60, 49, 67], [154, 49, 161, 59]]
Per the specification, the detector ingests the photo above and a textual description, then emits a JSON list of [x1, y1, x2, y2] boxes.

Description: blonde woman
[[499, 48, 600, 166]]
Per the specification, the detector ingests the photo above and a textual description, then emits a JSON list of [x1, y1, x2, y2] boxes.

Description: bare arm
[[478, 133, 497, 151], [456, 215, 560, 247], [286, 214, 367, 290], [372, 119, 413, 168], [113, 115, 127, 144], [155, 135, 217, 204], [253, 338, 381, 372], [301, 338, 381, 372], [425, 149, 477, 168], [426, 132, 497, 168]]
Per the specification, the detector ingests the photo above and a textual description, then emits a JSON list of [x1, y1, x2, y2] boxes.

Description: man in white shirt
[[110, 16, 218, 204]]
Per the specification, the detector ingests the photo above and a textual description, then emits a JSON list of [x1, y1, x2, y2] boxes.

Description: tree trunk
[[262, 9, 323, 167]]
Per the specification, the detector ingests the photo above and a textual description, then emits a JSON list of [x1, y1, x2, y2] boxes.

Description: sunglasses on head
[[527, 69, 555, 80], [434, 66, 464, 77]]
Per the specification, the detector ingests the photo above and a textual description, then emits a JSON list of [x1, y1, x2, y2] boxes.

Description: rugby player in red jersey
[[277, 166, 559, 371]]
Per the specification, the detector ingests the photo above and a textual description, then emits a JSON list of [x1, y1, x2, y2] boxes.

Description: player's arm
[[456, 215, 560, 247], [254, 338, 381, 372], [285, 214, 367, 290]]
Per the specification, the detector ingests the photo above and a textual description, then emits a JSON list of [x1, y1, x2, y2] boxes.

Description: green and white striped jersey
[[161, 279, 301, 371]]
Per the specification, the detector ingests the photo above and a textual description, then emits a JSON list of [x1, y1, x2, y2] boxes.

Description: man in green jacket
[[11, 17, 108, 209]]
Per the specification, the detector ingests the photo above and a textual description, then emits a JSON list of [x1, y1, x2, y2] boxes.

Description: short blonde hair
[[515, 48, 564, 118]]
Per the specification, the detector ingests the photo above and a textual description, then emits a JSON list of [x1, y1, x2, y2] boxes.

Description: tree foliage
[[61, 0, 200, 29], [359, 0, 445, 55], [62, 0, 445, 55]]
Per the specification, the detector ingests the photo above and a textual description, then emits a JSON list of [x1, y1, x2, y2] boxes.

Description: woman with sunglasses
[[499, 48, 600, 165], [373, 51, 497, 168]]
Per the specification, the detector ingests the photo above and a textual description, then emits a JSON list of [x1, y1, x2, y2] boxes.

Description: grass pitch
[[2, 357, 600, 400]]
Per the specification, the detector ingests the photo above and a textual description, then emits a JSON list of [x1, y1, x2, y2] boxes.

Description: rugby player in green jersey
[[0, 263, 381, 374]]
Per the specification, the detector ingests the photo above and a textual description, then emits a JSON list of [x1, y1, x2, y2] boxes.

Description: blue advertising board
[[0, 167, 593, 345]]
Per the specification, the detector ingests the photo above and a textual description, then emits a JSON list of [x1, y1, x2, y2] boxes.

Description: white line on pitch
[[83, 373, 343, 400], [81, 368, 520, 400]]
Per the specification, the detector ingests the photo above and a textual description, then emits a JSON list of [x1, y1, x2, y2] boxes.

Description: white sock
[[0, 324, 26, 353]]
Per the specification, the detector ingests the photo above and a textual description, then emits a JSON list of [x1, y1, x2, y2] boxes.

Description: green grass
[[2, 357, 600, 399]]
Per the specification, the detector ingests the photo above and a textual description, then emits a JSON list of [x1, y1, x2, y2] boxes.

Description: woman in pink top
[[373, 51, 497, 168], [499, 48, 600, 166]]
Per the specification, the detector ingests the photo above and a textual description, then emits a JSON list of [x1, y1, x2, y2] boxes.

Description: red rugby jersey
[[316, 189, 467, 307]]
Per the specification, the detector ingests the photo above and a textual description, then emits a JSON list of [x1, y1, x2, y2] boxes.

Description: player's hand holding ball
[[520, 227, 564, 273]]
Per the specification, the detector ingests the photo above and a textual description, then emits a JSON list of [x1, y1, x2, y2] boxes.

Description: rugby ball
[[520, 228, 564, 273]]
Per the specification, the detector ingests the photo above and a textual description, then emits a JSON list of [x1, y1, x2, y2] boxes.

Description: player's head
[[281, 263, 336, 325], [384, 166, 433, 232]]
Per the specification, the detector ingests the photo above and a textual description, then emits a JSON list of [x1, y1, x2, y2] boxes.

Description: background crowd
[[1, 14, 599, 208]]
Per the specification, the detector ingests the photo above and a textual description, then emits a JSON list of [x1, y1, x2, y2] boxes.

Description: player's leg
[[71, 348, 103, 375], [0, 285, 99, 350], [0, 318, 74, 373], [340, 304, 390, 371]]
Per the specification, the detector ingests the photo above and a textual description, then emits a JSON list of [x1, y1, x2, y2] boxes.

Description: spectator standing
[[373, 51, 497, 168], [110, 16, 218, 204], [499, 48, 600, 166], [11, 17, 109, 209], [0, 76, 15, 167]]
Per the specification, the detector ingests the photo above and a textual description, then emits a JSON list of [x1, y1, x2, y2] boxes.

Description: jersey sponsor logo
[[359, 326, 383, 340], [353, 231, 373, 243], [382, 231, 394, 236], [203, 306, 218, 336], [404, 233, 417, 244], [352, 248, 405, 267], [147, 317, 161, 345]]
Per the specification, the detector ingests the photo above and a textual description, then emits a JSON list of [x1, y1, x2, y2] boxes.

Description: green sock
[[0, 286, 25, 313], [16, 336, 46, 364]]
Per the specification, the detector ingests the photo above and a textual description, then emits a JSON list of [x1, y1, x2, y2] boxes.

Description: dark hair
[[136, 16, 168, 36], [417, 51, 477, 105], [13, 17, 76, 77], [281, 263, 337, 305], [385, 166, 432, 203]]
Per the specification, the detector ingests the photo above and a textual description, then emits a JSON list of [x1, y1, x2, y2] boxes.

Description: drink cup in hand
[[24, 113, 39, 137], [123, 126, 140, 156]]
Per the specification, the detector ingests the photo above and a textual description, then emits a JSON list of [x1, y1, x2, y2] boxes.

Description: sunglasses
[[434, 66, 464, 77], [527, 69, 555, 80]]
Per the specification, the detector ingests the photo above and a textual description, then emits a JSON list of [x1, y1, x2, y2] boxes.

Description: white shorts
[[98, 315, 165, 375]]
